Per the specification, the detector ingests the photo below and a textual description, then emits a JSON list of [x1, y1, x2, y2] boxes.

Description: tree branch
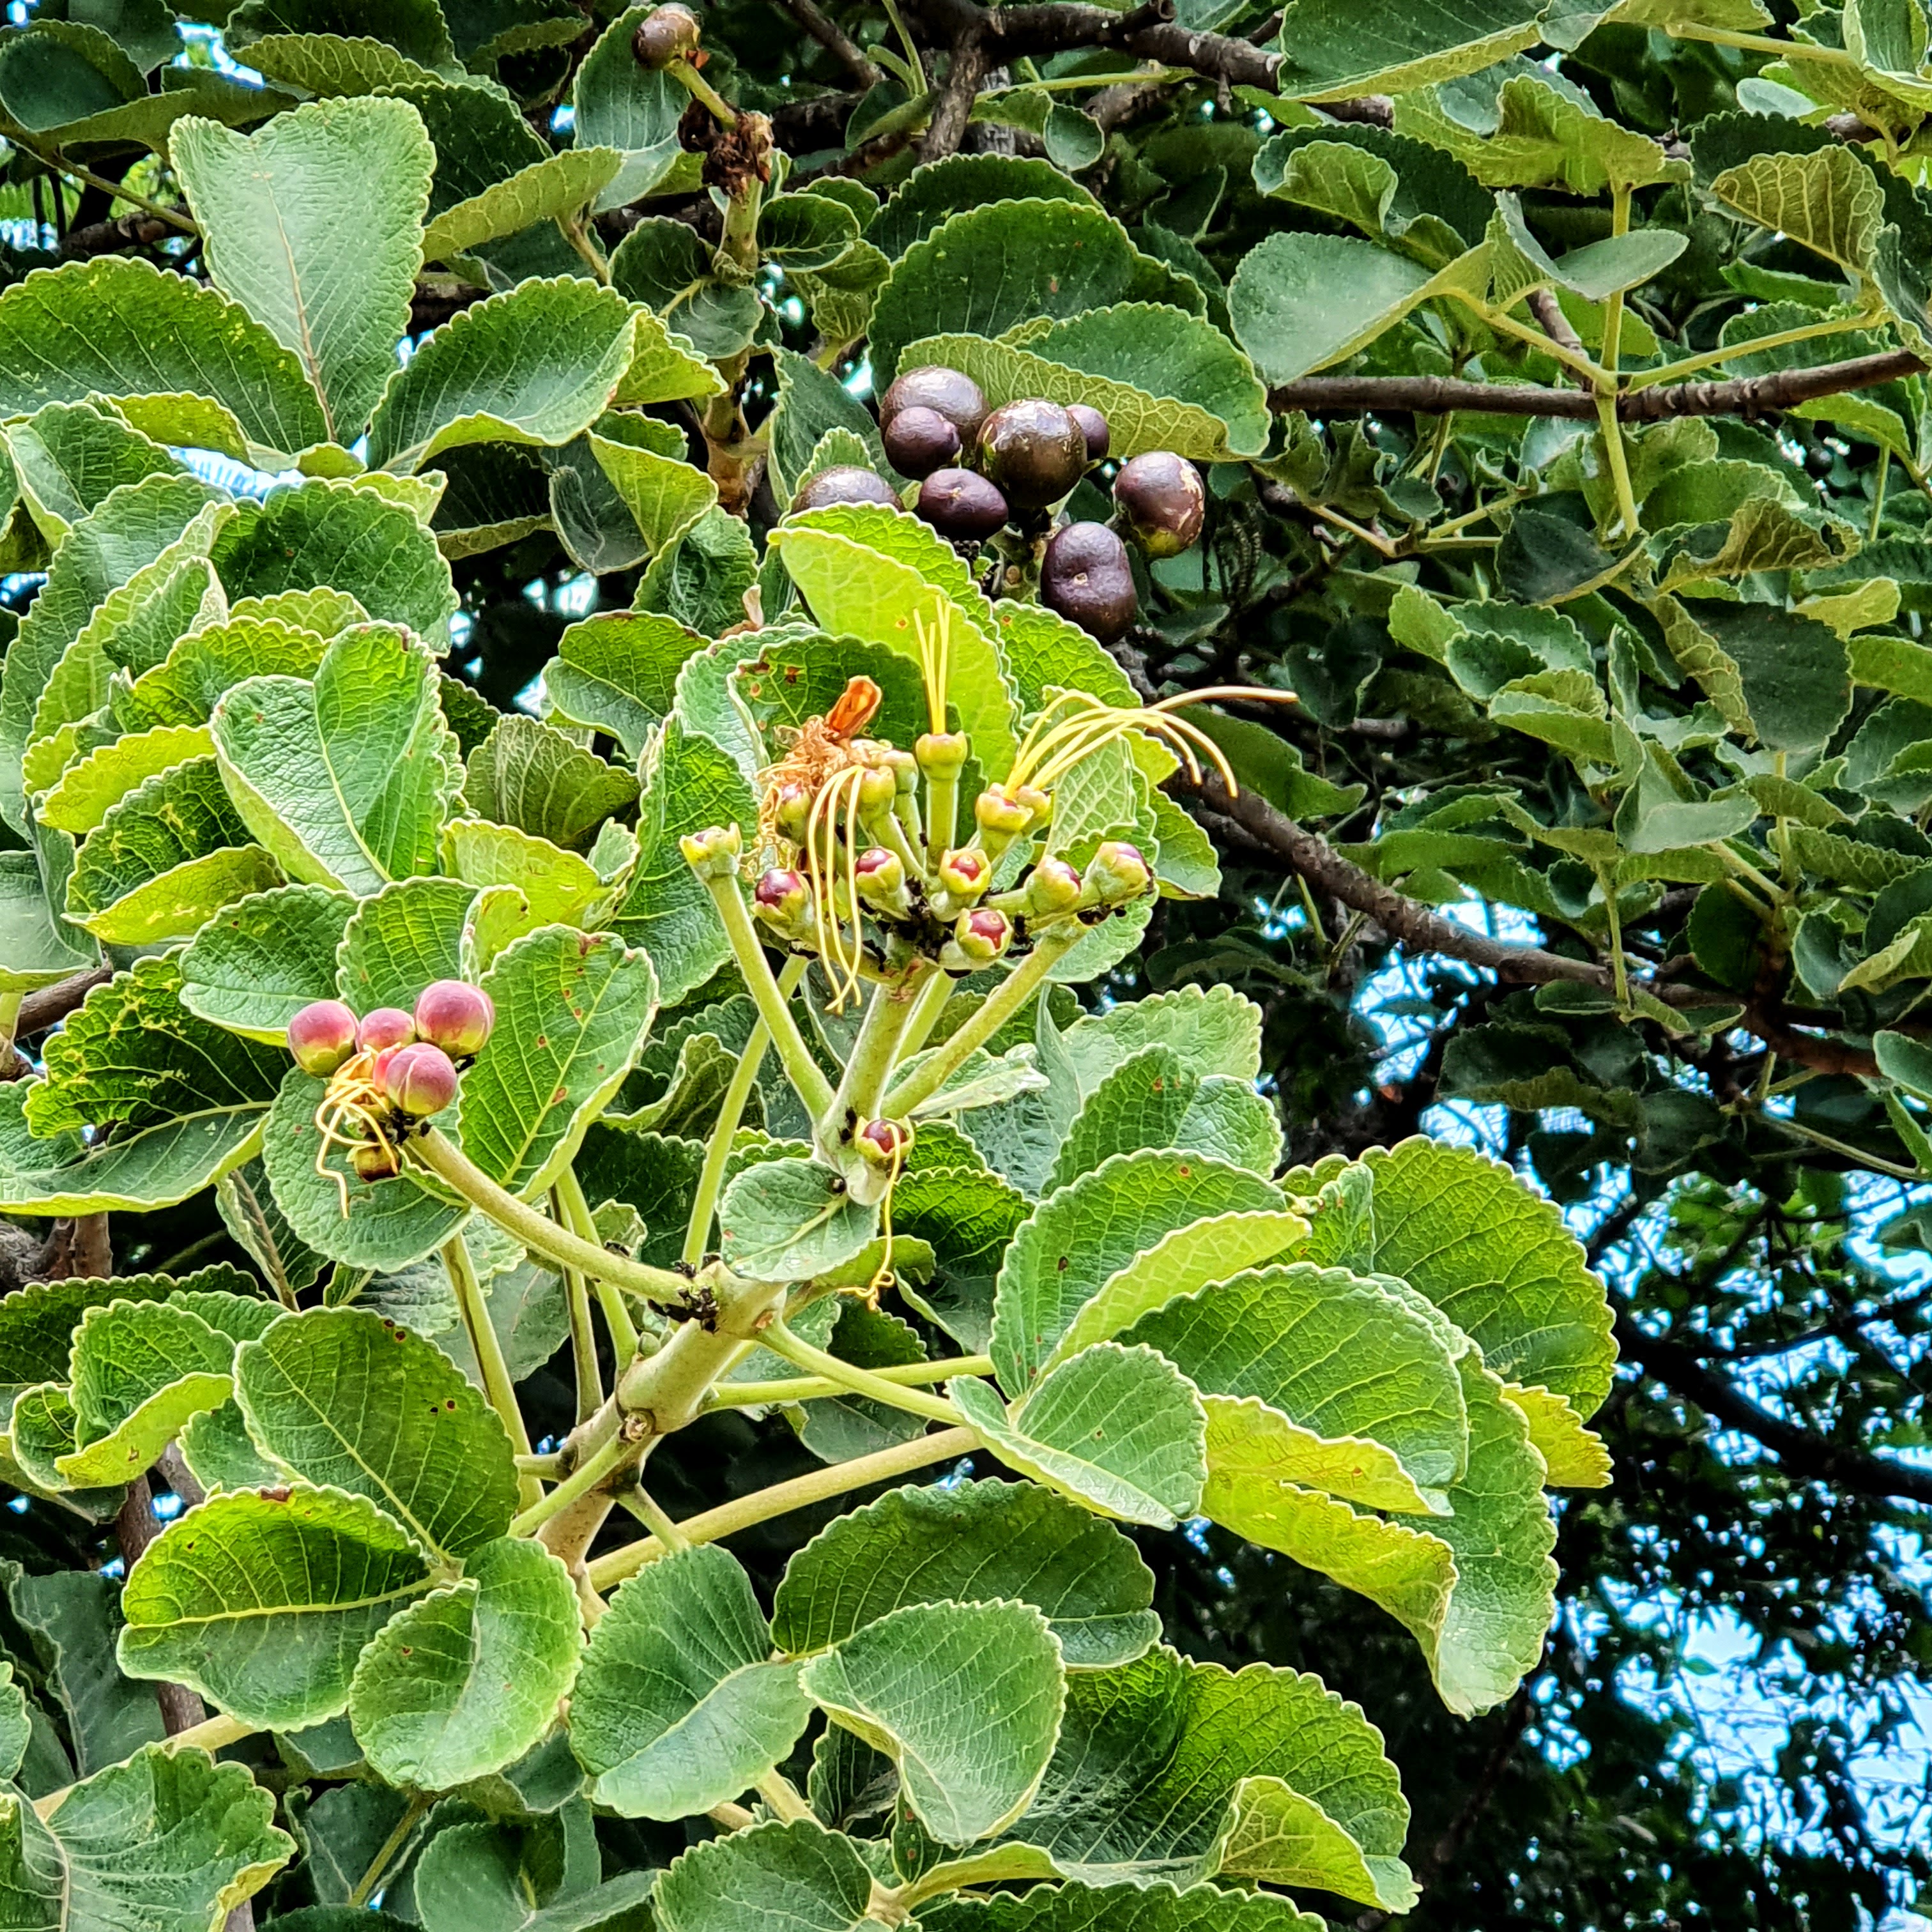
[[1613, 1303, 1932, 1507], [17, 967, 109, 1038], [1269, 347, 1928, 423], [777, 0, 882, 85]]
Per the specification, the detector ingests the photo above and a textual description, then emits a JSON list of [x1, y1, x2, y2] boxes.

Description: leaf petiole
[[443, 1234, 541, 1509], [756, 1319, 966, 1425]]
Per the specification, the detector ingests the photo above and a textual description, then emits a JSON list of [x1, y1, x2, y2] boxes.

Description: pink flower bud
[[383, 1042, 459, 1119], [755, 868, 812, 928], [288, 1000, 358, 1076], [857, 1117, 912, 1165], [937, 848, 990, 900], [358, 1008, 417, 1054], [414, 979, 494, 1057]]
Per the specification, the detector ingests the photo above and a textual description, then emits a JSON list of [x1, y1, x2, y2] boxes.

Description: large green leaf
[[335, 874, 474, 1013], [1273, 0, 1542, 98], [367, 278, 648, 472], [422, 148, 623, 262], [572, 8, 689, 208], [542, 608, 709, 760], [174, 96, 434, 443], [718, 1156, 880, 1282], [952, 1344, 1208, 1529], [211, 624, 462, 897], [118, 1484, 435, 1729], [1003, 1646, 1414, 1908], [462, 714, 639, 852], [570, 1544, 814, 1820], [410, 1820, 657, 1932], [179, 882, 354, 1040], [5, 399, 183, 546], [1121, 1263, 1468, 1504], [0, 259, 329, 461], [349, 1536, 581, 1790], [213, 480, 459, 640], [0, 472, 224, 830], [867, 198, 1197, 388], [901, 306, 1269, 461], [55, 1300, 235, 1489], [589, 423, 718, 556], [608, 717, 758, 1004], [1228, 233, 1441, 384], [456, 925, 659, 1199], [991, 1151, 1284, 1395], [0, 852, 95, 997], [772, 1476, 1158, 1668], [1310, 1137, 1617, 1416], [235, 1305, 520, 1563], [5, 1744, 292, 1930], [922, 1882, 1325, 1931], [801, 1598, 1064, 1844], [652, 1820, 880, 1932]]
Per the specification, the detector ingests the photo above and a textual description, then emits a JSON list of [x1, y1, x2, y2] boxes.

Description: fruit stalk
[[442, 1232, 541, 1508]]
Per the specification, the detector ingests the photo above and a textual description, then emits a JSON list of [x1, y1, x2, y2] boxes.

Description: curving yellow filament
[[1009, 686, 1297, 797], [803, 760, 870, 1012], [866, 1127, 910, 1305], [310, 1051, 401, 1215]]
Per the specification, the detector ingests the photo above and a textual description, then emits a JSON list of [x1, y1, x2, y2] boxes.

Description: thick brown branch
[[1269, 347, 1929, 423], [17, 967, 109, 1038], [777, 0, 882, 84]]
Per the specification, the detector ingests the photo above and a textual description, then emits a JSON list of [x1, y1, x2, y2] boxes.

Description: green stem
[[670, 57, 739, 125], [925, 770, 959, 868], [1763, 1112, 1919, 1179], [508, 1427, 641, 1539], [695, 868, 837, 1117], [1446, 289, 1609, 388], [411, 1130, 694, 1309], [556, 213, 610, 284], [894, 965, 956, 1067], [1599, 185, 1640, 540], [19, 143, 196, 231], [1597, 388, 1640, 540], [878, 0, 928, 91], [1871, 447, 1892, 541], [558, 1165, 640, 1363], [348, 1793, 431, 1910], [825, 963, 936, 1147], [684, 956, 808, 1267], [1661, 22, 1855, 62], [617, 1481, 689, 1549], [443, 1236, 541, 1510], [707, 1354, 993, 1409], [586, 1425, 978, 1590], [553, 1188, 602, 1426], [882, 926, 1080, 1118], [756, 1771, 816, 1824], [1627, 312, 1874, 391], [758, 1321, 965, 1425], [34, 1712, 261, 1821], [614, 1274, 785, 1434]]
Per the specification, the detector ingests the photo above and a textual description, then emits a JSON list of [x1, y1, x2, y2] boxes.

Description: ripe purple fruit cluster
[[792, 365, 1209, 647], [286, 978, 496, 1124]]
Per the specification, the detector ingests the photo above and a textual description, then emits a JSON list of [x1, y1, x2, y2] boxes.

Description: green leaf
[[1229, 233, 1440, 384], [543, 608, 707, 760], [719, 1156, 880, 1282], [111, 611, 337, 733], [456, 926, 658, 1197], [570, 1544, 813, 1820], [368, 279, 647, 471], [1, 471, 226, 830], [423, 148, 623, 262], [443, 820, 608, 931], [37, 723, 214, 837], [0, 851, 96, 996], [589, 424, 718, 556], [772, 1478, 1158, 1668], [1657, 599, 1851, 753], [118, 1484, 434, 1729], [768, 349, 894, 505], [901, 306, 1269, 461], [1711, 146, 1883, 275], [180, 883, 354, 1039], [801, 1599, 1063, 1844], [5, 399, 183, 546], [0, 259, 329, 461], [411, 1823, 657, 1932], [572, 9, 688, 209], [349, 1536, 581, 1790], [608, 219, 763, 362], [244, 31, 447, 93], [213, 479, 460, 641], [990, 1150, 1283, 1396], [769, 504, 1020, 777], [651, 1820, 877, 1932], [1273, 0, 1541, 98], [259, 1068, 468, 1269], [1, 1744, 292, 1930], [463, 714, 640, 852], [867, 198, 1199, 389], [56, 1299, 236, 1488], [870, 155, 1099, 259], [211, 624, 462, 896], [0, 1665, 28, 1786], [179, 1398, 286, 1496], [608, 717, 758, 1004], [921, 1879, 1326, 1931], [1008, 1644, 1411, 1906], [1315, 1137, 1617, 1416], [1122, 1263, 1469, 1504], [174, 96, 434, 443], [236, 1305, 521, 1562], [336, 875, 475, 1013], [952, 1342, 1208, 1529]]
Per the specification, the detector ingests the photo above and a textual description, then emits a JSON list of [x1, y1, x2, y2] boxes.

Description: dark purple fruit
[[1068, 402, 1110, 464], [1040, 521, 1136, 642], [977, 398, 1087, 511], [1113, 451, 1205, 559], [916, 467, 1008, 542], [633, 3, 702, 65], [793, 466, 900, 512], [882, 404, 961, 479], [880, 365, 988, 442]]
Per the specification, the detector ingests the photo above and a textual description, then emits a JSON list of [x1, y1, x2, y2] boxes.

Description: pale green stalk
[[443, 1234, 540, 1510], [756, 1321, 964, 1425], [707, 1354, 992, 1409], [557, 1165, 640, 1363]]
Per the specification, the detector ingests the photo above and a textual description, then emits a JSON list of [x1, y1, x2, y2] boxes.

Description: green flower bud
[[1083, 839, 1152, 907], [1024, 855, 1084, 919], [680, 823, 742, 878], [935, 847, 991, 902], [754, 868, 813, 933], [916, 731, 969, 777], [941, 905, 1013, 970], [856, 1117, 914, 1165]]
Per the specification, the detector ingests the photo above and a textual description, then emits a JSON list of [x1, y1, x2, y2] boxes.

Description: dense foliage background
[[3, 0, 1932, 1926]]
